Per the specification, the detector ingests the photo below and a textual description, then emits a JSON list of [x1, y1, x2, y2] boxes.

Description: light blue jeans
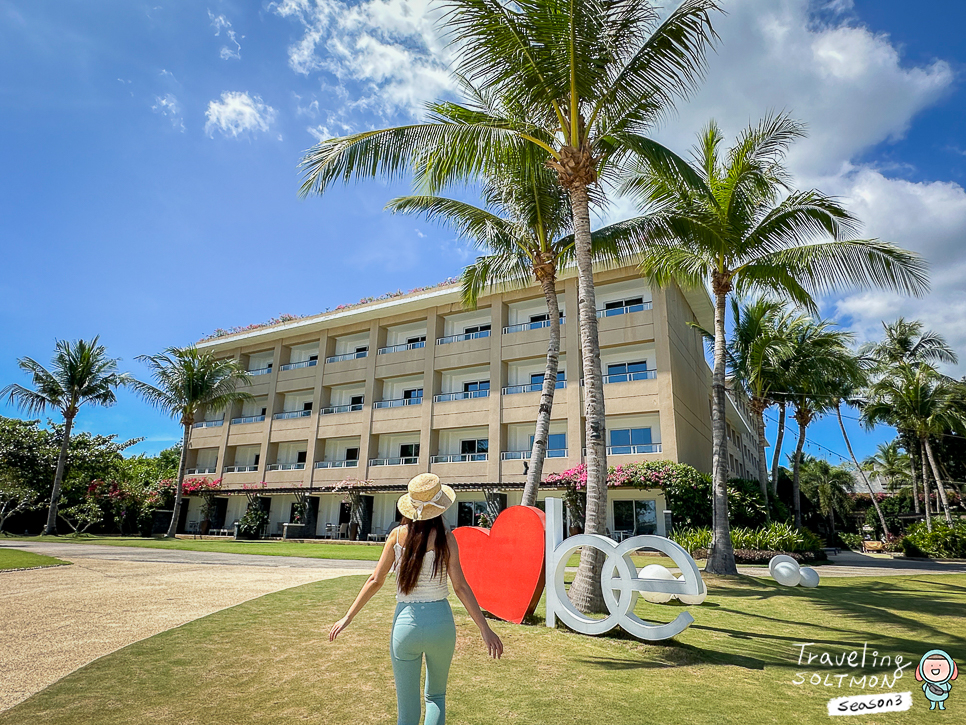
[[391, 600, 457, 725]]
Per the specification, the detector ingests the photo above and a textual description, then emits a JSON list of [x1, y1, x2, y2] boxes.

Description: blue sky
[[2, 0, 965, 469]]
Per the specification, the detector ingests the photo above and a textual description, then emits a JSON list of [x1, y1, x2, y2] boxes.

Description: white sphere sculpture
[[638, 564, 675, 603], [772, 560, 802, 587], [768, 554, 798, 578], [676, 575, 708, 605], [799, 566, 820, 588]]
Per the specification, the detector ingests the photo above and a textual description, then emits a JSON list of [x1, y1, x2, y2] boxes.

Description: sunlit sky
[[2, 0, 965, 468]]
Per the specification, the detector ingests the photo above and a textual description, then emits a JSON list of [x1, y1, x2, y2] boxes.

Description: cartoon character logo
[[916, 649, 958, 711]]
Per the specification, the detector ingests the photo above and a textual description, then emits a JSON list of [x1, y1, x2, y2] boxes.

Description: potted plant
[[332, 477, 371, 541]]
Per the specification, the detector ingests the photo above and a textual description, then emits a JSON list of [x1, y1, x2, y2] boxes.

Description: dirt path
[[0, 543, 373, 712]]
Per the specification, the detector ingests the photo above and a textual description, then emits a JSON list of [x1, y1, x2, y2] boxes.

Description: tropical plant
[[129, 347, 252, 538], [902, 519, 966, 559], [672, 522, 823, 555], [57, 497, 103, 536], [0, 474, 41, 534], [861, 318, 958, 370], [798, 456, 855, 540], [863, 363, 966, 528], [389, 163, 626, 504], [298, 0, 724, 612], [1, 337, 130, 534], [605, 115, 928, 571], [864, 441, 912, 495]]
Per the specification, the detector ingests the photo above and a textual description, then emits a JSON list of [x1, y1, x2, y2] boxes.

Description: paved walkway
[[783, 550, 966, 577], [0, 542, 374, 713]]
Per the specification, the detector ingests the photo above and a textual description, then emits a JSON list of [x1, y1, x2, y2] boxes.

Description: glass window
[[530, 370, 565, 387], [403, 388, 423, 400], [350, 394, 364, 406], [458, 501, 488, 527], [460, 439, 488, 455], [407, 336, 426, 345], [463, 380, 490, 392], [613, 500, 657, 535], [464, 324, 491, 335], [530, 433, 567, 455], [399, 443, 420, 459], [345, 447, 359, 461], [610, 427, 652, 451]]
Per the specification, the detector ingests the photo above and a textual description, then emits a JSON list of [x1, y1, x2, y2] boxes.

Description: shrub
[[901, 520, 966, 559], [672, 522, 824, 555], [237, 499, 269, 539], [838, 533, 864, 550]]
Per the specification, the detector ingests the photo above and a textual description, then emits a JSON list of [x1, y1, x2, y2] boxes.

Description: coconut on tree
[[130, 347, 252, 538], [299, 0, 723, 611], [596, 114, 929, 572], [2, 337, 130, 535]]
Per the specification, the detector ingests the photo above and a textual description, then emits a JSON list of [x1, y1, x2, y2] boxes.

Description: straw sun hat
[[397, 473, 456, 521]]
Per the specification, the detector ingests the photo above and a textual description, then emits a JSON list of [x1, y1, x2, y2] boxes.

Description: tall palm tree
[[799, 455, 855, 540], [130, 347, 252, 538], [724, 297, 798, 510], [299, 0, 722, 612], [388, 164, 628, 504], [862, 318, 959, 369], [863, 364, 965, 527], [864, 440, 912, 496], [598, 115, 929, 571], [785, 320, 862, 530], [2, 337, 129, 535]]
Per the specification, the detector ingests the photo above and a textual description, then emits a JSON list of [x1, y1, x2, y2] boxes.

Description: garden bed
[[692, 547, 828, 565]]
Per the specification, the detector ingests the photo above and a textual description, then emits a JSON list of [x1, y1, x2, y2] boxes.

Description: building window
[[460, 439, 489, 455], [350, 394, 364, 407], [464, 324, 491, 335], [530, 433, 567, 457], [403, 388, 423, 401], [463, 380, 490, 393], [530, 370, 565, 388], [400, 443, 420, 459], [296, 451, 307, 464], [407, 336, 427, 345], [606, 361, 648, 382], [345, 447, 359, 462], [609, 427, 652, 454], [613, 499, 657, 535]]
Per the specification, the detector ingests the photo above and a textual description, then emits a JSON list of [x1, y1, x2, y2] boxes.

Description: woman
[[330, 473, 504, 725]]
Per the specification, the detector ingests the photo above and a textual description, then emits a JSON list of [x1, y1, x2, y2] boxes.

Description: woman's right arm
[[446, 531, 504, 659], [329, 528, 399, 642]]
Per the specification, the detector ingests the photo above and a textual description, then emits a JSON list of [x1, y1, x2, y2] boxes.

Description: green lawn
[[5, 572, 963, 724], [0, 548, 69, 571], [7, 534, 710, 568]]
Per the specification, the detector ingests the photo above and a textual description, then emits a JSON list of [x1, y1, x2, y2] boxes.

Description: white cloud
[[204, 92, 278, 138], [152, 93, 185, 132], [270, 0, 456, 118], [208, 9, 241, 60]]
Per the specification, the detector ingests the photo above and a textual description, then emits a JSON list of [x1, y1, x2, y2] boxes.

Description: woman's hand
[[481, 625, 503, 660], [329, 615, 352, 642]]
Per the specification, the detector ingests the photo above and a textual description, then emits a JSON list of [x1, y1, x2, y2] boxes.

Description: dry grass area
[[4, 571, 965, 725]]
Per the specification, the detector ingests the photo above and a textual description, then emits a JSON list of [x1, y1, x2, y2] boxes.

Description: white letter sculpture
[[545, 497, 705, 640]]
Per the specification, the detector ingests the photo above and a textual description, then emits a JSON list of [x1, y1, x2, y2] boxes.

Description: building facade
[[181, 267, 754, 539]]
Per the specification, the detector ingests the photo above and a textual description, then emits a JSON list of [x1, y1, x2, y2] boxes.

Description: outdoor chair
[[338, 523, 349, 540], [367, 527, 384, 542]]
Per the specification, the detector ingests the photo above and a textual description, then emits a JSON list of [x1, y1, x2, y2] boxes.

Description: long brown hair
[[397, 517, 450, 596]]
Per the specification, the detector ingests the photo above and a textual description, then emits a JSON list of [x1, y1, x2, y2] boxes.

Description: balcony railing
[[279, 359, 318, 371], [325, 351, 368, 363], [223, 465, 259, 473], [373, 397, 422, 409], [605, 443, 663, 455], [436, 330, 491, 344], [596, 301, 652, 318], [502, 381, 566, 395], [231, 415, 265, 425], [378, 341, 426, 354], [369, 457, 419, 466], [266, 462, 306, 471], [603, 370, 657, 383], [433, 389, 490, 402], [314, 460, 360, 469], [186, 467, 217, 474], [431, 453, 488, 463], [501, 449, 568, 460], [502, 317, 564, 334], [192, 419, 223, 429], [273, 409, 313, 420], [320, 403, 364, 415], [247, 366, 273, 376]]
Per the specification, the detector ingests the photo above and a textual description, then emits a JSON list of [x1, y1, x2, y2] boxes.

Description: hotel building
[[180, 267, 759, 539]]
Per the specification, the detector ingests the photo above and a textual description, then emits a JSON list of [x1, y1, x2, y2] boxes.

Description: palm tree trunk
[[920, 439, 933, 533], [522, 277, 561, 506], [166, 425, 190, 538], [909, 445, 920, 514], [923, 437, 953, 524], [836, 404, 889, 537], [792, 415, 807, 530], [752, 399, 770, 520], [770, 402, 786, 497], [44, 414, 74, 535], [706, 289, 737, 576], [566, 183, 608, 613]]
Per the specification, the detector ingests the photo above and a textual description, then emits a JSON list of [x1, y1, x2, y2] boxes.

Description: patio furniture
[[862, 540, 886, 554], [337, 523, 349, 540], [323, 523, 337, 539], [367, 527, 384, 542]]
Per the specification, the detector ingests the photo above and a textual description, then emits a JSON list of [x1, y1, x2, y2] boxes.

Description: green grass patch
[[5, 571, 964, 724], [0, 548, 69, 571]]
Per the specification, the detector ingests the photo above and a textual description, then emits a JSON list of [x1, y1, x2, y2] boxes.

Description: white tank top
[[393, 539, 450, 603]]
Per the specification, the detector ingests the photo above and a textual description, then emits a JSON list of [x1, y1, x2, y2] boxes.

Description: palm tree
[[863, 364, 965, 527], [799, 455, 855, 541], [724, 297, 798, 510], [785, 320, 862, 530], [864, 441, 912, 496], [130, 347, 252, 538], [388, 164, 628, 504], [599, 115, 929, 572], [2, 337, 129, 535], [862, 318, 959, 369], [299, 0, 722, 612]]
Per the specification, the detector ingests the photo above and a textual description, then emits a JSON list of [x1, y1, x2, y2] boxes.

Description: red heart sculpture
[[453, 506, 546, 624]]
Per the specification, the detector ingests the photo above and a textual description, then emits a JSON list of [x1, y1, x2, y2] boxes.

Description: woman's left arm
[[329, 530, 398, 642]]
